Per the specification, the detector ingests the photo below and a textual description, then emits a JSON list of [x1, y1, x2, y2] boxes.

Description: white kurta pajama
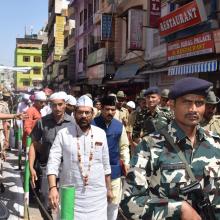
[[47, 123, 111, 220]]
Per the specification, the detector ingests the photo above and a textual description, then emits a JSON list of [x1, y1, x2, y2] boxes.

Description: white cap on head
[[127, 101, 136, 109], [66, 95, 77, 106], [49, 92, 67, 101], [23, 94, 30, 100], [35, 91, 47, 101], [76, 95, 93, 108]]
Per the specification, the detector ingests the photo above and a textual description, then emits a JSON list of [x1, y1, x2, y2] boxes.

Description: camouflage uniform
[[132, 106, 173, 139], [201, 115, 220, 135], [121, 120, 220, 219], [0, 100, 10, 148]]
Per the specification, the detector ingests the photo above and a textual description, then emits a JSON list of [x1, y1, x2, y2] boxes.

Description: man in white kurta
[[47, 95, 112, 220]]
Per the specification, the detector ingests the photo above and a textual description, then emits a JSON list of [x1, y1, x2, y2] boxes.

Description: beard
[[77, 118, 91, 130]]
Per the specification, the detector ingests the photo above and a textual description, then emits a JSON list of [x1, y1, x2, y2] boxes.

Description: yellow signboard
[[55, 16, 65, 56]]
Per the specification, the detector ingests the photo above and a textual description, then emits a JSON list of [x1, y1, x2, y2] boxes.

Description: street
[[0, 150, 42, 220]]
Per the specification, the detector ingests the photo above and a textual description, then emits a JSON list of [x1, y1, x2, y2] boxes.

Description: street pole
[[17, 125, 22, 170], [24, 136, 31, 220]]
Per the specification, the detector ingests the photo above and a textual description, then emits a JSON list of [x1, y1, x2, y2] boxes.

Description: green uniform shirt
[[121, 120, 220, 219], [132, 106, 173, 139], [201, 115, 220, 136]]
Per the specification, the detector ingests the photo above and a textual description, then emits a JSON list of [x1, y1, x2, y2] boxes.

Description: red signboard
[[167, 32, 214, 61], [159, 0, 207, 37], [149, 0, 161, 28]]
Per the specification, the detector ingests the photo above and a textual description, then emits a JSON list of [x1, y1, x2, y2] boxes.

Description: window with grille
[[33, 68, 41, 75], [34, 56, 41, 62], [23, 56, 30, 62]]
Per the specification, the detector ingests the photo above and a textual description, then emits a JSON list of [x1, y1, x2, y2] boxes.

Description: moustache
[[185, 112, 199, 119]]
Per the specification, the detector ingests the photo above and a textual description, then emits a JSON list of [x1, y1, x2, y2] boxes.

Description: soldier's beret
[[169, 77, 212, 99], [144, 86, 160, 96]]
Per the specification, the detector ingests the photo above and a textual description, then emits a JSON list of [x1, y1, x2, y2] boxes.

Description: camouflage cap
[[3, 91, 11, 97], [116, 91, 126, 98], [161, 89, 170, 98], [206, 91, 220, 105]]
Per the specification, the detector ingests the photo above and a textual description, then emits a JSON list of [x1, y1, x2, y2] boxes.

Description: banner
[[159, 0, 207, 37], [101, 14, 112, 41], [128, 9, 143, 50], [149, 0, 161, 28], [55, 16, 65, 56], [167, 32, 214, 61]]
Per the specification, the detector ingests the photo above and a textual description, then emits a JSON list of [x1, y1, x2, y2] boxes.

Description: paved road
[[0, 150, 42, 220]]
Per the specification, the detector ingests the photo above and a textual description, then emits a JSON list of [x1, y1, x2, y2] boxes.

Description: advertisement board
[[159, 0, 207, 37], [167, 32, 214, 60], [128, 9, 143, 50]]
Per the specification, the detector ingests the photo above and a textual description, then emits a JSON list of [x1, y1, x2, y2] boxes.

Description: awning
[[113, 63, 140, 80], [140, 67, 168, 75], [168, 60, 218, 76], [106, 79, 129, 84]]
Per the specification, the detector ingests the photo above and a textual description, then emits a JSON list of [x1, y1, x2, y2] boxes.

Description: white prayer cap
[[127, 101, 136, 109], [59, 91, 68, 101], [66, 95, 76, 106], [35, 91, 47, 101], [23, 94, 30, 100], [76, 95, 93, 108], [49, 92, 67, 101]]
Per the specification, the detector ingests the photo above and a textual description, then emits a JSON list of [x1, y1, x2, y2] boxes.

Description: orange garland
[[76, 126, 94, 186]]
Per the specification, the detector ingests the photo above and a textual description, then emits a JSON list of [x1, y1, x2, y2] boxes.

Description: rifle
[[180, 180, 216, 220]]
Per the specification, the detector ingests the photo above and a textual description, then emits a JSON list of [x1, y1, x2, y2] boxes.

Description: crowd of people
[[1, 76, 220, 219]]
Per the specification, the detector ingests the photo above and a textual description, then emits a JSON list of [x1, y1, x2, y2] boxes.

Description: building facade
[[15, 37, 44, 91], [43, 0, 220, 97]]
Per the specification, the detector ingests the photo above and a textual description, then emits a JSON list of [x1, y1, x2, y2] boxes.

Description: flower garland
[[76, 126, 94, 186]]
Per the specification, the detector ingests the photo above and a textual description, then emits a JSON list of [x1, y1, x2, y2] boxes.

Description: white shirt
[[47, 123, 111, 219], [16, 101, 29, 127], [40, 104, 51, 117]]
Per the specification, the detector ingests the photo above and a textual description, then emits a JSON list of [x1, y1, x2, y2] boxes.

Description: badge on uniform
[[95, 142, 103, 147]]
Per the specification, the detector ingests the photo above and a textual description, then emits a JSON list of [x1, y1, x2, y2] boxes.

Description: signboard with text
[[101, 14, 112, 41], [128, 9, 143, 50], [167, 32, 214, 61], [159, 0, 207, 37], [55, 16, 65, 57], [149, 0, 161, 28]]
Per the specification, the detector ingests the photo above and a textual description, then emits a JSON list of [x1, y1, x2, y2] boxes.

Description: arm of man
[[48, 174, 59, 210], [121, 139, 189, 220], [3, 121, 9, 149], [119, 125, 130, 175], [29, 143, 38, 188], [29, 120, 43, 187], [47, 131, 63, 210]]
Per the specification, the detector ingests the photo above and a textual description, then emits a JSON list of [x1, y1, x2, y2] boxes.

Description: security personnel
[[114, 91, 129, 127], [0, 92, 10, 151], [201, 90, 220, 135], [121, 77, 220, 219], [132, 86, 172, 143]]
